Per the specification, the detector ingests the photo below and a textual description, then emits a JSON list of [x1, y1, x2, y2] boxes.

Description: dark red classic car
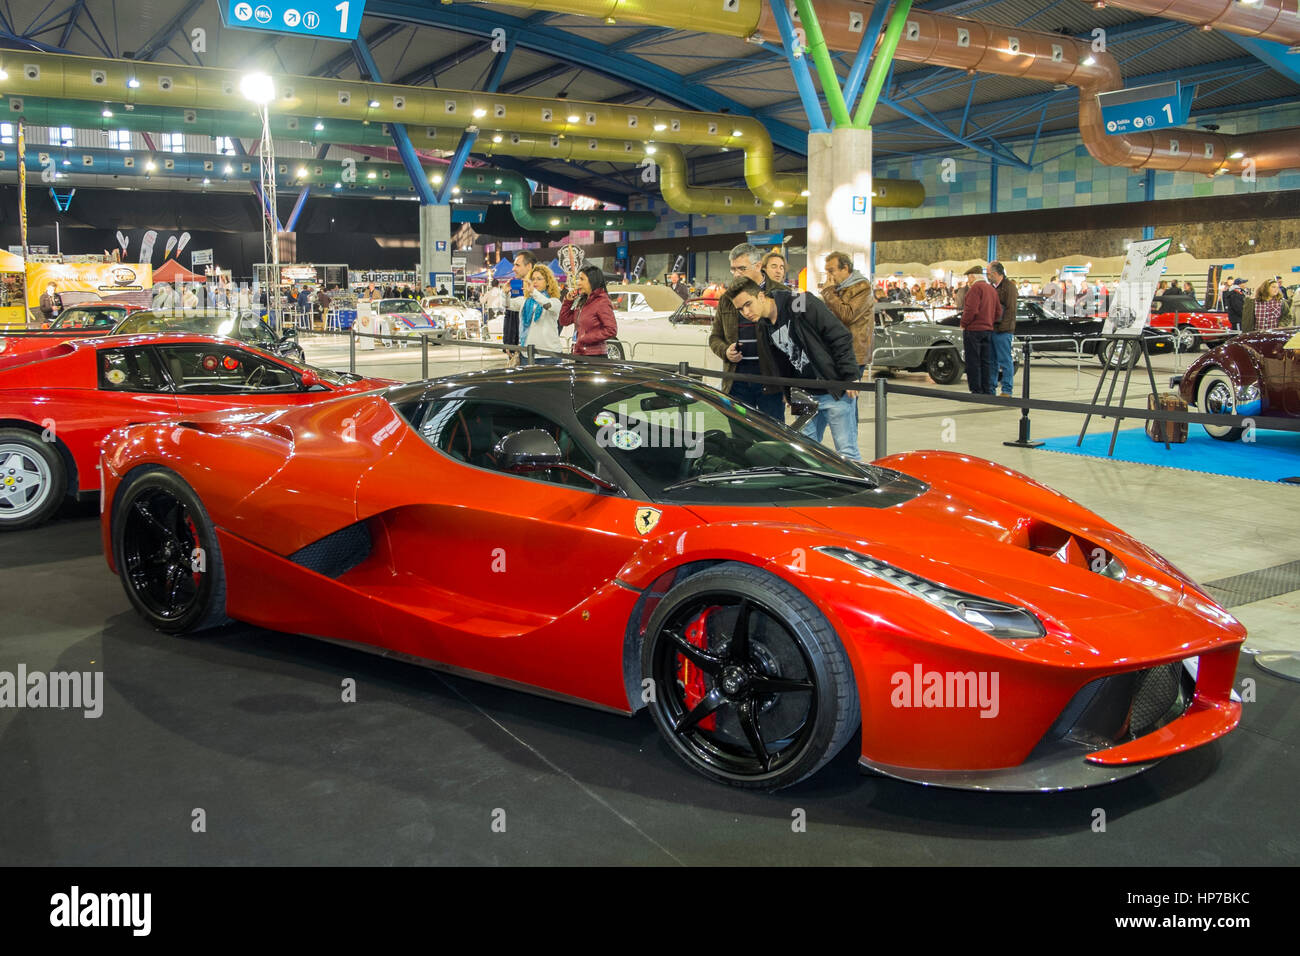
[[1175, 327, 1300, 441], [0, 333, 393, 530]]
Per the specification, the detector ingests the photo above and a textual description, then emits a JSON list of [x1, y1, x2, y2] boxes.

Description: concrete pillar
[[419, 204, 452, 289], [806, 127, 872, 288]]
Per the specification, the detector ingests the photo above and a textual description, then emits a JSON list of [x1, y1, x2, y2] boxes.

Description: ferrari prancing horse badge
[[634, 507, 661, 535]]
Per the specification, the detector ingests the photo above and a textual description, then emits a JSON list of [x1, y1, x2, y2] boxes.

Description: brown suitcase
[[1147, 392, 1188, 443]]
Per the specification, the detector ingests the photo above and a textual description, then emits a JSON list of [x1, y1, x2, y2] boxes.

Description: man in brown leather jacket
[[819, 251, 875, 376]]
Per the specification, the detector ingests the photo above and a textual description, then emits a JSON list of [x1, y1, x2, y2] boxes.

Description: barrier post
[[678, 361, 690, 377], [526, 344, 537, 365], [421, 336, 429, 380], [1004, 338, 1045, 448], [874, 376, 888, 460], [349, 324, 356, 374]]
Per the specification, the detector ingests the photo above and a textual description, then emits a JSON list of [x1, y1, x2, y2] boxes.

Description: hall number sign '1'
[[222, 0, 367, 41], [1095, 81, 1193, 136]]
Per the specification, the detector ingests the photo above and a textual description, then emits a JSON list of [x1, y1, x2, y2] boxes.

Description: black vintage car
[[942, 298, 1163, 367]]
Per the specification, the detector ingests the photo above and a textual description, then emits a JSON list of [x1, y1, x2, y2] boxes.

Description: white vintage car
[[421, 295, 484, 339]]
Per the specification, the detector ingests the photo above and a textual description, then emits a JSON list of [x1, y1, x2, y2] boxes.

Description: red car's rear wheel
[[641, 562, 859, 790], [0, 429, 66, 531], [113, 469, 229, 634]]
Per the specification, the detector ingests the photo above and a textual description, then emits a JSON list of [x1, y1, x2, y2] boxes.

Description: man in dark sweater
[[988, 260, 1018, 396], [960, 265, 999, 395], [726, 277, 863, 460]]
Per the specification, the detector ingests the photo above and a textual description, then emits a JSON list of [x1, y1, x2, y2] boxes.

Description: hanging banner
[[139, 230, 158, 264], [17, 120, 28, 257], [25, 262, 153, 310], [1103, 238, 1172, 337], [556, 244, 584, 280]]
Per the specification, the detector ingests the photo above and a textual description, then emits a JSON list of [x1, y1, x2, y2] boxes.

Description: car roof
[[386, 363, 700, 419]]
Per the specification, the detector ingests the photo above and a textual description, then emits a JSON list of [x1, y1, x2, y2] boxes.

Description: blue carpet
[[1039, 427, 1300, 483]]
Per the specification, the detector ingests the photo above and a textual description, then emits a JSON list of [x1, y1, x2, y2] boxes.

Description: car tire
[[1099, 339, 1138, 369], [1196, 367, 1246, 442], [1176, 324, 1201, 353], [605, 339, 626, 361], [112, 468, 229, 634], [641, 562, 860, 791], [0, 428, 67, 531], [925, 346, 962, 385]]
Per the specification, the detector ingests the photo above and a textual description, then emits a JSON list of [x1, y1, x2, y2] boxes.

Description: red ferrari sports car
[[0, 333, 392, 530], [99, 365, 1244, 792]]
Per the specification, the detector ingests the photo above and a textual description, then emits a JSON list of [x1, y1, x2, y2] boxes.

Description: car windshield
[[380, 300, 422, 313], [51, 307, 124, 329], [271, 351, 362, 387], [575, 380, 891, 503], [1156, 296, 1204, 312], [115, 310, 266, 339]]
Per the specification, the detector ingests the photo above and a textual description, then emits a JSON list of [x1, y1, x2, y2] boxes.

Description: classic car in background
[[1147, 294, 1233, 352], [421, 295, 483, 339], [873, 307, 968, 384], [1174, 327, 1300, 441], [41, 301, 143, 331], [944, 298, 1163, 368], [98, 364, 1244, 792], [375, 298, 446, 345], [0, 333, 392, 530], [112, 309, 307, 364]]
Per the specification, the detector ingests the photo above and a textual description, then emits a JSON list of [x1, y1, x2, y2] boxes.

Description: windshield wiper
[[661, 466, 877, 493]]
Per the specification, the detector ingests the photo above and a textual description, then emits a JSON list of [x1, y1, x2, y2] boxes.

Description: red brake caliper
[[677, 606, 720, 730]]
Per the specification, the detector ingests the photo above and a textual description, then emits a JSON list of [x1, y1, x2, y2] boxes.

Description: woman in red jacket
[[559, 264, 618, 356]]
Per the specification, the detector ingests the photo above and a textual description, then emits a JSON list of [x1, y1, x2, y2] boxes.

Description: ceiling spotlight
[[0, 69, 8, 81], [102, 108, 113, 118], [800, 189, 810, 197], [224, 164, 233, 174], [297, 166, 309, 177], [366, 171, 376, 179], [334, 182, 342, 189], [239, 72, 275, 105], [431, 174, 443, 184], [314, 120, 324, 131], [62, 158, 70, 166], [773, 199, 784, 208], [1229, 150, 1245, 159], [368, 99, 380, 108], [1081, 55, 1096, 66], [550, 218, 561, 225], [605, 219, 613, 226], [472, 107, 487, 118], [492, 134, 502, 143], [494, 178, 502, 185], [451, 186, 460, 194], [645, 145, 656, 154], [566, 114, 580, 123], [126, 77, 139, 88], [145, 160, 156, 171], [653, 123, 667, 131], [731, 129, 742, 137], [202, 177, 210, 185]]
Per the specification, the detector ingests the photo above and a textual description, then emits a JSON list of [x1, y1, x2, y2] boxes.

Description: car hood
[[682, 464, 1240, 655]]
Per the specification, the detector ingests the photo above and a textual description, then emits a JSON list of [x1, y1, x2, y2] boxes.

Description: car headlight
[[817, 547, 1045, 639]]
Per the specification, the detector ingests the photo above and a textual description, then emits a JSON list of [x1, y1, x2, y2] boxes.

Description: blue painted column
[[1142, 168, 1156, 240], [987, 160, 998, 263]]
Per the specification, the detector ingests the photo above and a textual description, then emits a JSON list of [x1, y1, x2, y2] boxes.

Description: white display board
[[1103, 238, 1172, 337]]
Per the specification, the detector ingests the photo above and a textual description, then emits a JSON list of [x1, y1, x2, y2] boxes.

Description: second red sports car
[[0, 333, 392, 530]]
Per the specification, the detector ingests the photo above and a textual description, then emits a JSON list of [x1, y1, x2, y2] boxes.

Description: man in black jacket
[[726, 277, 862, 460]]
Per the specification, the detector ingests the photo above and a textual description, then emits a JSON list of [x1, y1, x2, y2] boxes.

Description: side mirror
[[282, 326, 298, 339], [299, 368, 320, 389], [788, 388, 819, 418], [496, 428, 562, 472]]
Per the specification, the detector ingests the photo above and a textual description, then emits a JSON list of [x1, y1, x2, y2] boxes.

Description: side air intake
[[288, 521, 372, 579]]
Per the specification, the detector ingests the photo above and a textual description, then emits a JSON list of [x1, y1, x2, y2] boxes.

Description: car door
[[872, 309, 902, 365]]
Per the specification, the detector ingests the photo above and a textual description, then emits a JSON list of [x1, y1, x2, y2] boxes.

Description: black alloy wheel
[[113, 469, 228, 633], [926, 346, 962, 385], [641, 562, 859, 790]]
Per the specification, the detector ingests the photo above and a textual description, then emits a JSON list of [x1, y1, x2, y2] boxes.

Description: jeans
[[729, 380, 785, 423], [963, 330, 993, 394], [992, 331, 1014, 395], [802, 391, 862, 461]]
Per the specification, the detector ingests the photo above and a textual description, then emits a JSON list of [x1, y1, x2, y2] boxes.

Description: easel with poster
[[1077, 237, 1173, 456]]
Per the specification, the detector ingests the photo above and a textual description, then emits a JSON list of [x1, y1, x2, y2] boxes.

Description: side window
[[418, 399, 599, 488], [99, 348, 168, 392], [156, 345, 297, 393]]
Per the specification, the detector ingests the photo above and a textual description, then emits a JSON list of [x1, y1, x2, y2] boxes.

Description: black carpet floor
[[2, 506, 1296, 866]]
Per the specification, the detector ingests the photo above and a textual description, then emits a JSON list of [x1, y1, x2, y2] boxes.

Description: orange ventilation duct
[[1101, 1, 1300, 45]]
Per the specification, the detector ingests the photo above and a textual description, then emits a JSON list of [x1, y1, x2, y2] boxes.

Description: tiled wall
[[628, 195, 807, 241], [875, 102, 1300, 222]]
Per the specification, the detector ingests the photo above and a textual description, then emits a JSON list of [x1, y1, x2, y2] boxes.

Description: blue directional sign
[[1097, 81, 1194, 136], [221, 0, 366, 41]]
